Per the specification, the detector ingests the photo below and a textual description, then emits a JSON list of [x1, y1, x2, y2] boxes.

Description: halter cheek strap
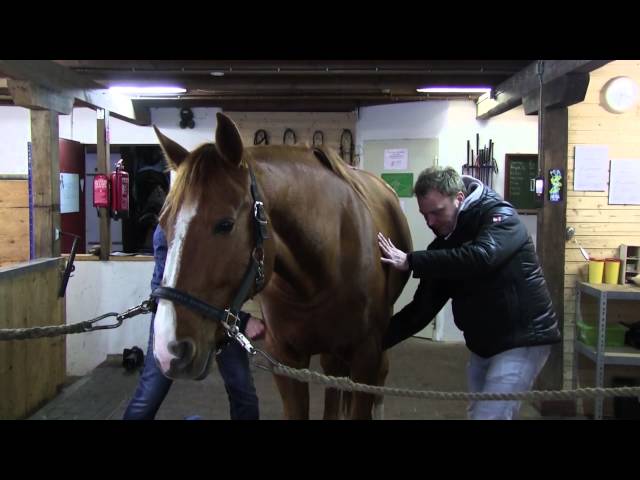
[[151, 166, 269, 336]]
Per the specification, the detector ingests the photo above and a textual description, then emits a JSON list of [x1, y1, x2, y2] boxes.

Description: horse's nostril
[[168, 338, 196, 369]]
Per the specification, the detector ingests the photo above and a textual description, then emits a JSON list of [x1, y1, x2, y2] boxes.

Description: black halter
[[151, 166, 269, 336]]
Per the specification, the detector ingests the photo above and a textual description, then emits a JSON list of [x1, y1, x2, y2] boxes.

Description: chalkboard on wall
[[504, 154, 540, 211]]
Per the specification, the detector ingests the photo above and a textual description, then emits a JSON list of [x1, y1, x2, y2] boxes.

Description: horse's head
[[152, 113, 273, 380]]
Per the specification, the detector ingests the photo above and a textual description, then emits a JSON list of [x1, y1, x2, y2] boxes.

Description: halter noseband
[[151, 166, 269, 339]]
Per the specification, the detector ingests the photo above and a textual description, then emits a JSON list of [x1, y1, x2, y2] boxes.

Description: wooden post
[[535, 105, 572, 416], [96, 109, 111, 261], [29, 110, 60, 258]]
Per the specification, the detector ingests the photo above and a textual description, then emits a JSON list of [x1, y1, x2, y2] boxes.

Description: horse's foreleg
[[320, 354, 349, 420], [266, 334, 310, 420]]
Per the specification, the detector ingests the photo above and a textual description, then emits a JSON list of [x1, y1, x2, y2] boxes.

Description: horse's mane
[[160, 142, 389, 227], [311, 146, 374, 210]]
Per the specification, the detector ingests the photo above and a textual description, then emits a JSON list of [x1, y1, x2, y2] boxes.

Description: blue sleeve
[[151, 225, 168, 292]]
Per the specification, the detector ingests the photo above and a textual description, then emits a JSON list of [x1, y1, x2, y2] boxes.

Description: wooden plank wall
[[0, 179, 29, 268], [0, 258, 66, 419], [225, 111, 358, 164], [564, 60, 640, 388]]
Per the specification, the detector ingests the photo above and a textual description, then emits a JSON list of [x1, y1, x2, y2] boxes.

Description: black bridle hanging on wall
[[283, 128, 297, 145], [340, 129, 354, 165], [253, 129, 269, 145], [312, 130, 324, 147]]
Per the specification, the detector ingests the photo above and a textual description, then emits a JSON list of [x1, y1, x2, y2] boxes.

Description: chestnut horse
[[152, 113, 411, 419]]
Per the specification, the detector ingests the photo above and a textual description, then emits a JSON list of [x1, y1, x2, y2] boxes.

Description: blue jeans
[[123, 316, 259, 420], [466, 344, 551, 420]]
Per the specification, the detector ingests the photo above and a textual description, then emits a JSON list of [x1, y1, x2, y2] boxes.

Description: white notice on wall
[[60, 173, 80, 214], [384, 148, 409, 170], [608, 159, 640, 205], [573, 145, 609, 191]]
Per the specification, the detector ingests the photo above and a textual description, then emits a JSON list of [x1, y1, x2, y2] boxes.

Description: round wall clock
[[601, 76, 639, 113]]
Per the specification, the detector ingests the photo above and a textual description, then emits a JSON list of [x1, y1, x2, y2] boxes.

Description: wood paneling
[[564, 60, 640, 389], [0, 258, 65, 419], [0, 180, 29, 267]]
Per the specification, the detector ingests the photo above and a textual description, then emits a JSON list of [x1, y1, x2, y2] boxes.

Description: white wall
[[356, 100, 539, 342], [58, 106, 222, 148], [0, 106, 222, 175], [0, 106, 30, 175], [65, 260, 155, 376]]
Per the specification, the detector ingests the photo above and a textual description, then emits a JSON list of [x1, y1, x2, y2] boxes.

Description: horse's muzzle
[[160, 338, 214, 380], [168, 338, 196, 371]]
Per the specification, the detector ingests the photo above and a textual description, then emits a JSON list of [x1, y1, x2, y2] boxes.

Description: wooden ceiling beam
[[522, 72, 590, 115], [477, 60, 611, 119], [0, 60, 150, 125], [81, 74, 507, 92], [56, 59, 529, 74]]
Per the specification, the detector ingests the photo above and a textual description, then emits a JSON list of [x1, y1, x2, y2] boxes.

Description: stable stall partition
[[0, 258, 66, 419]]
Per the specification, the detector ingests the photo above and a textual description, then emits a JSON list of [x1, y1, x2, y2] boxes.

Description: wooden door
[[59, 139, 85, 253]]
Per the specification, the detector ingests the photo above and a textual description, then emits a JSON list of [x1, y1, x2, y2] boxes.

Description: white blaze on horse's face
[[153, 200, 199, 374]]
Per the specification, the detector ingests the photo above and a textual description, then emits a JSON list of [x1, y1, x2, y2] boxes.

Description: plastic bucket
[[604, 258, 621, 285], [588, 258, 604, 284]]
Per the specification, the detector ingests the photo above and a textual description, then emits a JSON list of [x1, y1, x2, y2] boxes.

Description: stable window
[[83, 144, 168, 255]]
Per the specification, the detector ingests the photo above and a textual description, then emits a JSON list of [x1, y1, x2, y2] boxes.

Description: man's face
[[417, 189, 465, 237]]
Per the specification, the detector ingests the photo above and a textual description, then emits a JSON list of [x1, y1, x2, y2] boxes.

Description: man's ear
[[153, 126, 189, 170], [455, 191, 465, 207]]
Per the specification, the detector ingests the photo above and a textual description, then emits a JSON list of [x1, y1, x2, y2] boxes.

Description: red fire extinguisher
[[110, 159, 129, 220], [93, 173, 110, 209]]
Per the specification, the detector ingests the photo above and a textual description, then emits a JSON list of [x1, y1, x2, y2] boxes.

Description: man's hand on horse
[[245, 316, 266, 340], [377, 232, 409, 271]]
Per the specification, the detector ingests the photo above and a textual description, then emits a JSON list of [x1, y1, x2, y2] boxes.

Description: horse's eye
[[214, 219, 235, 234]]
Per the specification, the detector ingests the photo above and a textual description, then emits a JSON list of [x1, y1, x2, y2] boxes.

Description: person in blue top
[[123, 224, 265, 420]]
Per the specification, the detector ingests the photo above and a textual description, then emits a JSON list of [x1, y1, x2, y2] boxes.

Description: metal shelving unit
[[572, 281, 640, 419]]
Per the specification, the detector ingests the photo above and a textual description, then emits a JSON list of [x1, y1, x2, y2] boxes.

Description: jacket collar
[[444, 175, 485, 240]]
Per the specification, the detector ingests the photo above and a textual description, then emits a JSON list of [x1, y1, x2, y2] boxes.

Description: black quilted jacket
[[383, 178, 561, 358]]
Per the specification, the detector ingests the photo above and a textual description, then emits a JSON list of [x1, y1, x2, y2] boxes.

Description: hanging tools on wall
[[462, 133, 498, 188]]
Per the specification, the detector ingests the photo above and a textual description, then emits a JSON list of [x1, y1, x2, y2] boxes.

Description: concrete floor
[[30, 337, 552, 420]]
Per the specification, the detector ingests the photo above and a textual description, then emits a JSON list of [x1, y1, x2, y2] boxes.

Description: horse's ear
[[153, 125, 189, 170], [215, 113, 243, 166]]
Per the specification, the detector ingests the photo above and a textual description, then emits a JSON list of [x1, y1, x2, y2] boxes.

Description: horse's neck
[[255, 155, 339, 299]]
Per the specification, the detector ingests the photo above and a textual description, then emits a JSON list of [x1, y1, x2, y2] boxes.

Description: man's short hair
[[414, 166, 465, 198]]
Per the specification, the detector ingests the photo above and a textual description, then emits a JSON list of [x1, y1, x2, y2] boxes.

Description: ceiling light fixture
[[416, 86, 492, 94], [108, 86, 187, 96], [210, 71, 225, 77]]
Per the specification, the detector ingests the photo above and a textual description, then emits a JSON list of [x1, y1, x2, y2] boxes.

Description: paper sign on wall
[[573, 145, 609, 191], [384, 148, 408, 170], [60, 173, 80, 214], [608, 159, 640, 205]]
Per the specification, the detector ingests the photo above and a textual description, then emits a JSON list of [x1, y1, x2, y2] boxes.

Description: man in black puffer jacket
[[378, 166, 560, 420]]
